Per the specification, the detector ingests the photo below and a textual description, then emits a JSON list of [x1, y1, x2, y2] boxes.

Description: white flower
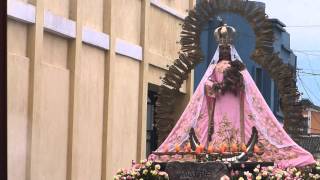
[[295, 171, 301, 177], [256, 175, 262, 180], [145, 161, 152, 167], [253, 168, 259, 173], [267, 166, 273, 171], [130, 171, 137, 176], [116, 168, 123, 174], [244, 171, 252, 177], [163, 173, 169, 179], [155, 164, 161, 170], [238, 177, 244, 180], [220, 175, 230, 180], [313, 174, 320, 179], [143, 169, 148, 175], [292, 167, 297, 172], [158, 171, 169, 179], [275, 173, 282, 179], [140, 159, 147, 164], [151, 170, 158, 176], [262, 170, 268, 177]]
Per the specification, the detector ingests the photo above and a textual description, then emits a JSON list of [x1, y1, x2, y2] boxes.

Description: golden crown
[[214, 24, 236, 45]]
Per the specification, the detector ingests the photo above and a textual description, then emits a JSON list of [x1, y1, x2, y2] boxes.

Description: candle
[[241, 144, 247, 153], [175, 144, 180, 153], [184, 143, 191, 152], [231, 143, 238, 153], [207, 145, 214, 153]]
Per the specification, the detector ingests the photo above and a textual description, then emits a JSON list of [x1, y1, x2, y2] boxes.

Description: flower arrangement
[[113, 160, 169, 180], [229, 161, 320, 180], [114, 159, 320, 180]]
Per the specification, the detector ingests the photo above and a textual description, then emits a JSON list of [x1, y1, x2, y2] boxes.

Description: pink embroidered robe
[[150, 62, 315, 168]]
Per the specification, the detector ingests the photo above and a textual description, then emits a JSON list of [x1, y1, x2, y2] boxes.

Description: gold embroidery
[[252, 97, 264, 113], [214, 114, 240, 145], [250, 136, 298, 162], [248, 113, 256, 121]]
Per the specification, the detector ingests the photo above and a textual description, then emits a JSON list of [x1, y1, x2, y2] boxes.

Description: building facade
[[7, 0, 195, 180], [301, 99, 320, 134]]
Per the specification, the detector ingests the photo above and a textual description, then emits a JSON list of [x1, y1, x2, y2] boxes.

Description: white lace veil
[[210, 45, 243, 64]]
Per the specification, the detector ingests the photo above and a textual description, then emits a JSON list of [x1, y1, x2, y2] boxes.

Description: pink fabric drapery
[[150, 63, 315, 167]]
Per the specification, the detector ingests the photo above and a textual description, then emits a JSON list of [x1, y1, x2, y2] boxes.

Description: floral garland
[[229, 161, 320, 180], [115, 160, 320, 180], [114, 160, 169, 180]]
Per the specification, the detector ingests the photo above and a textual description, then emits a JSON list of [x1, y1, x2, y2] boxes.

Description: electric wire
[[297, 74, 316, 104], [299, 74, 320, 103], [294, 50, 320, 57], [304, 53, 320, 92], [299, 71, 320, 76], [285, 25, 320, 28]]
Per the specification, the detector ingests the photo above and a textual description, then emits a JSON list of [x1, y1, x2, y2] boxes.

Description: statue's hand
[[205, 80, 222, 98]]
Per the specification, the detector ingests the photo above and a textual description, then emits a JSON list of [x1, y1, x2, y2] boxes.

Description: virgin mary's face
[[219, 45, 230, 52], [218, 45, 231, 61]]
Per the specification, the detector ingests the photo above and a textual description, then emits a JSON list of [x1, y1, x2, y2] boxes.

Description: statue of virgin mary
[[150, 24, 315, 167]]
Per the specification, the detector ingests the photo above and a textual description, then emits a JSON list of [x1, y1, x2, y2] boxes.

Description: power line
[[297, 74, 313, 103], [305, 53, 320, 93], [297, 68, 320, 76], [285, 25, 320, 28], [294, 50, 320, 57], [299, 71, 320, 76], [294, 50, 320, 52], [294, 50, 320, 53], [298, 74, 320, 103], [297, 68, 320, 71]]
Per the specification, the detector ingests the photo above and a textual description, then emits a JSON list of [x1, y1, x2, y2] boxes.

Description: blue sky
[[258, 0, 320, 106]]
